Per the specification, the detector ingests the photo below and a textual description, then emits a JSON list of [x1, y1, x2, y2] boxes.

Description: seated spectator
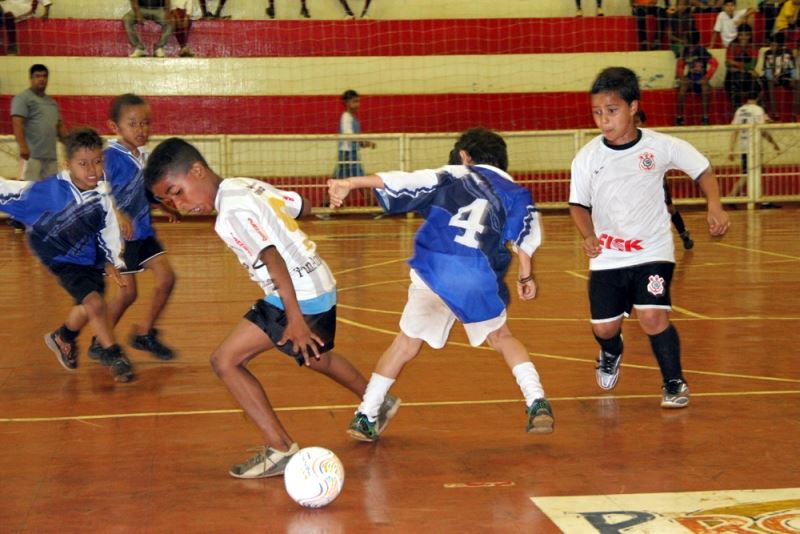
[[725, 24, 759, 111], [200, 0, 228, 18], [760, 0, 783, 44], [709, 0, 754, 48], [576, 0, 604, 17], [633, 0, 670, 51], [266, 0, 310, 19], [124, 0, 173, 58], [170, 0, 195, 56], [676, 30, 718, 125], [773, 0, 800, 46], [668, 0, 697, 57], [760, 39, 799, 119], [0, 0, 52, 56], [690, 0, 722, 13]]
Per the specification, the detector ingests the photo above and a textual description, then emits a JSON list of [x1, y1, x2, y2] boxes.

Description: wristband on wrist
[[518, 275, 534, 284]]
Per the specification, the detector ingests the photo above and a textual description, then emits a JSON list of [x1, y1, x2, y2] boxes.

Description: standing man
[[11, 64, 67, 182]]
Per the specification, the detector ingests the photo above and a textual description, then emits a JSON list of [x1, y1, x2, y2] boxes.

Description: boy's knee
[[638, 313, 669, 335], [592, 322, 619, 340], [209, 350, 228, 377]]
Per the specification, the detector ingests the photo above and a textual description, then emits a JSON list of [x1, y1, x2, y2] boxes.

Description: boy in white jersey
[[328, 128, 554, 441], [143, 138, 399, 479], [569, 67, 730, 408]]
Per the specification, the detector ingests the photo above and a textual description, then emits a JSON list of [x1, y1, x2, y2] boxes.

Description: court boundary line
[[3, 389, 798, 424]]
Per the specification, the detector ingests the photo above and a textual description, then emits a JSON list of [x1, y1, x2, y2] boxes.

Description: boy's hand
[[516, 277, 537, 300], [583, 235, 602, 258], [105, 264, 127, 288], [118, 212, 133, 240], [707, 206, 730, 237], [327, 179, 352, 207], [278, 318, 324, 366]]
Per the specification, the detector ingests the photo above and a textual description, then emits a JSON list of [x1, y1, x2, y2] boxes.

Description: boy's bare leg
[[486, 323, 531, 369], [82, 292, 116, 348], [373, 332, 424, 379], [138, 255, 175, 334], [307, 351, 367, 397], [106, 274, 137, 327], [210, 319, 294, 451]]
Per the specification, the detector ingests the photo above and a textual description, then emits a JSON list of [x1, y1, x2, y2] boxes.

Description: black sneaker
[[701, 116, 710, 125], [300, 6, 311, 18], [99, 344, 134, 382], [88, 337, 103, 361], [679, 231, 694, 250], [675, 116, 684, 126], [265, 5, 275, 18], [44, 331, 78, 370], [130, 328, 175, 360]]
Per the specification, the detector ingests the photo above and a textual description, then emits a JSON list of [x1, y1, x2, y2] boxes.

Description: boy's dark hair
[[451, 127, 508, 171], [635, 109, 647, 124], [29, 64, 48, 77], [688, 30, 700, 46], [65, 127, 104, 159], [342, 89, 359, 102], [590, 67, 641, 104], [110, 93, 147, 123], [722, 0, 735, 5], [737, 23, 752, 35], [144, 137, 208, 189]]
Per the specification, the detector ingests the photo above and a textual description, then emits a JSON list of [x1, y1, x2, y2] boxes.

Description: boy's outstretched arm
[[260, 245, 323, 366], [569, 205, 602, 258], [515, 248, 537, 301], [327, 175, 385, 207], [696, 167, 730, 236]]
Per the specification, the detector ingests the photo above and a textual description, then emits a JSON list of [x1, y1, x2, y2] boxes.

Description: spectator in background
[[576, 0, 604, 17], [773, 0, 800, 45], [632, 0, 671, 51], [761, 39, 799, 119], [668, 0, 697, 57], [675, 30, 718, 125], [0, 0, 53, 55], [724, 24, 759, 111], [11, 64, 67, 181], [124, 0, 173, 58], [170, 0, 195, 56], [759, 0, 783, 43], [266, 0, 311, 18], [199, 0, 227, 18], [690, 0, 722, 13], [709, 0, 754, 48]]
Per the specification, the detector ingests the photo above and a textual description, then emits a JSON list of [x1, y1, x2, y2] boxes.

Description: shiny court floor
[[1, 208, 798, 533]]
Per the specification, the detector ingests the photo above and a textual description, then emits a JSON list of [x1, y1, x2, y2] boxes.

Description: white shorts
[[399, 270, 507, 349]]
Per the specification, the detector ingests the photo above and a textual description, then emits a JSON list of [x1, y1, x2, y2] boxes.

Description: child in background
[[97, 94, 178, 362], [728, 90, 781, 201], [0, 128, 134, 382], [144, 138, 399, 478], [328, 127, 555, 441]]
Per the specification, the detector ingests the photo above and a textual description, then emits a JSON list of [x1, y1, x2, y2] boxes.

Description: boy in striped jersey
[[144, 137, 398, 479], [328, 127, 555, 441]]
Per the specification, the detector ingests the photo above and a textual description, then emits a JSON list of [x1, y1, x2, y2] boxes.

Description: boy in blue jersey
[[94, 94, 178, 362], [328, 127, 555, 440], [0, 128, 134, 382]]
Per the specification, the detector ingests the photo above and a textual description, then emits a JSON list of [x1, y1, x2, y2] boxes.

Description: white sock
[[358, 373, 395, 421], [512, 362, 545, 407]]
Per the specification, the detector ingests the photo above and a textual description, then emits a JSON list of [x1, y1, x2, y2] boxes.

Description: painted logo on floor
[[531, 488, 800, 533]]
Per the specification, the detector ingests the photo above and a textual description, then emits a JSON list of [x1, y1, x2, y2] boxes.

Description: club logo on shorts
[[647, 274, 665, 296], [639, 152, 656, 171]]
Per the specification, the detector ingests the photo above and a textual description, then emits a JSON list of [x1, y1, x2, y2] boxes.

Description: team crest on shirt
[[647, 274, 665, 296], [639, 152, 656, 171]]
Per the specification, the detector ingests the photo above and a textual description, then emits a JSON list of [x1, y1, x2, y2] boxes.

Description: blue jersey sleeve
[[502, 187, 542, 256], [0, 177, 35, 223], [374, 168, 443, 214]]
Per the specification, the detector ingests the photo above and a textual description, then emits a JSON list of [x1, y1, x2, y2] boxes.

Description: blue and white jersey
[[104, 140, 154, 241], [376, 164, 542, 323], [0, 172, 124, 269]]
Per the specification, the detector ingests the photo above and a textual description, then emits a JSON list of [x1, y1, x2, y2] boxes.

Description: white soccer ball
[[284, 447, 345, 508]]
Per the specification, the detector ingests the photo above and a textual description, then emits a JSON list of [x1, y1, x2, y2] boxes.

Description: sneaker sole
[[527, 414, 555, 434], [228, 468, 286, 479], [661, 398, 690, 409], [44, 333, 76, 371], [346, 428, 379, 442]]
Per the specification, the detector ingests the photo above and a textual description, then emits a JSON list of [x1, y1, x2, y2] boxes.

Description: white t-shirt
[[0, 0, 52, 18], [214, 178, 336, 306], [569, 128, 710, 271], [731, 102, 767, 152], [713, 9, 748, 47]]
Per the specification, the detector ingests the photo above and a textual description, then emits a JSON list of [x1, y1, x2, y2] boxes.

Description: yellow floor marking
[[671, 305, 709, 319], [3, 390, 798, 424], [334, 258, 406, 276], [565, 270, 589, 281], [714, 242, 800, 261]]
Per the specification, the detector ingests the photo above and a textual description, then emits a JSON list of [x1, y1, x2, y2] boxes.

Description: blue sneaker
[[526, 398, 554, 434]]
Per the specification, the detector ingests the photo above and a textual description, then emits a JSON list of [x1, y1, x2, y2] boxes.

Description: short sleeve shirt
[[10, 88, 61, 160], [731, 103, 767, 152], [569, 129, 710, 270], [713, 9, 749, 47]]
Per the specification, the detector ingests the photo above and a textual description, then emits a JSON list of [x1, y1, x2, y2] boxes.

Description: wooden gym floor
[[1, 208, 798, 533]]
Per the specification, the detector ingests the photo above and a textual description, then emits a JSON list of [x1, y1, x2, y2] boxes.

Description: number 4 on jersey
[[449, 198, 488, 248]]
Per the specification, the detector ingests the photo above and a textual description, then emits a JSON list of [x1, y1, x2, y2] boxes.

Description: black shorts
[[589, 262, 674, 323], [49, 263, 105, 304], [244, 299, 337, 366], [121, 236, 165, 274]]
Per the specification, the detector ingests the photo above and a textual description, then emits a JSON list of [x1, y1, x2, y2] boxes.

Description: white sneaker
[[229, 442, 300, 479], [595, 350, 622, 390], [661, 379, 690, 409], [376, 394, 401, 434], [129, 48, 147, 58], [154, 47, 166, 58]]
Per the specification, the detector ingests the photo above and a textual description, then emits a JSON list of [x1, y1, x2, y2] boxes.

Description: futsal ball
[[284, 447, 345, 508]]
